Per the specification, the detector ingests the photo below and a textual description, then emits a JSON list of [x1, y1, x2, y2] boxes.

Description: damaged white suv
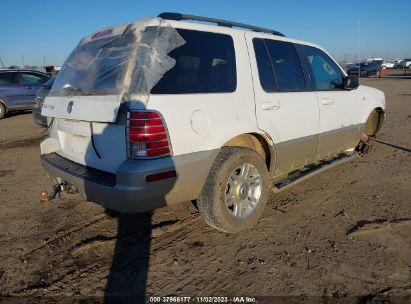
[[40, 13, 385, 232]]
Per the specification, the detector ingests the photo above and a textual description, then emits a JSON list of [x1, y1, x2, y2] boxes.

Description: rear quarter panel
[[147, 26, 259, 156]]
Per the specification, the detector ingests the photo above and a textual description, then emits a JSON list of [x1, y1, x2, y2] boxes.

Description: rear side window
[[301, 45, 343, 90], [151, 29, 236, 94], [18, 73, 49, 85], [264, 40, 306, 92], [0, 72, 17, 85], [253, 39, 276, 92]]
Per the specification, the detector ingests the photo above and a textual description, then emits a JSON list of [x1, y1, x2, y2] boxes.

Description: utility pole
[[21, 55, 25, 68], [43, 56, 46, 66], [0, 57, 4, 68]]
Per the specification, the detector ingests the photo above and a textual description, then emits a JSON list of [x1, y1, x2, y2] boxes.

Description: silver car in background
[[33, 77, 55, 127], [0, 69, 51, 119]]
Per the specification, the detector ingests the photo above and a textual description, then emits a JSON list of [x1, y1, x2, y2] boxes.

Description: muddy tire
[[197, 147, 269, 233], [0, 102, 5, 119]]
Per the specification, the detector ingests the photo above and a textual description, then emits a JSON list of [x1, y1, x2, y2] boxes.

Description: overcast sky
[[2, 0, 410, 67]]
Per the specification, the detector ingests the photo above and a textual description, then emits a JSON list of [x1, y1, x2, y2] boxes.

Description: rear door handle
[[262, 101, 281, 110], [321, 98, 335, 105]]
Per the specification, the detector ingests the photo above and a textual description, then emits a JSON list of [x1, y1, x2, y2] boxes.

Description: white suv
[[40, 13, 386, 232]]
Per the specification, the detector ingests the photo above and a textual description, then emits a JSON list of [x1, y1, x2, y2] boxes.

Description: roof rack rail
[[158, 12, 285, 37]]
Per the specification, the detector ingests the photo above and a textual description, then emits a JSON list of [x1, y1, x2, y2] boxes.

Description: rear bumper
[[40, 149, 218, 213]]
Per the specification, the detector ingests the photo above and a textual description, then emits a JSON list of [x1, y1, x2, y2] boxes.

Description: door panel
[[246, 34, 319, 175], [316, 91, 362, 159], [299, 45, 363, 159], [16, 73, 47, 109], [0, 72, 21, 109]]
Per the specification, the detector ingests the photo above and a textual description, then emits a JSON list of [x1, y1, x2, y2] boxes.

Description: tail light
[[127, 110, 172, 158]]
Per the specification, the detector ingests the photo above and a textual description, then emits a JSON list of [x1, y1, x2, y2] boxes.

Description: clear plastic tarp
[[49, 17, 185, 101]]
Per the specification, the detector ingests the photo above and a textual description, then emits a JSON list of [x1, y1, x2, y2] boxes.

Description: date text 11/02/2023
[[149, 296, 256, 303]]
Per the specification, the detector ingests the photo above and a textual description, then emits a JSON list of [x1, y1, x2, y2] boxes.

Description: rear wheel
[[197, 147, 269, 233], [0, 103, 6, 119]]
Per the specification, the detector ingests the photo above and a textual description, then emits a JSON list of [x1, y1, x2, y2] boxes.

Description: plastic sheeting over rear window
[[49, 18, 185, 101]]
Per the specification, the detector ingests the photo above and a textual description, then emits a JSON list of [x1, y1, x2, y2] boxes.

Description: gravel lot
[[0, 78, 410, 303]]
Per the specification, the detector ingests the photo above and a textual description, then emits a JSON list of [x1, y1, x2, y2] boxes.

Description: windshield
[[49, 18, 185, 99]]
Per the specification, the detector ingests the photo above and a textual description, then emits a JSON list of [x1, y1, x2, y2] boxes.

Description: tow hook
[[40, 183, 71, 204]]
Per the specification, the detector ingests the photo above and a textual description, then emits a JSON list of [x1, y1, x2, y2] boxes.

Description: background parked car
[[347, 61, 383, 77], [394, 59, 411, 69], [33, 77, 54, 127], [381, 60, 396, 68], [0, 69, 51, 119]]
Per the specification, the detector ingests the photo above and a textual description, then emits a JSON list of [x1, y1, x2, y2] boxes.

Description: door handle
[[25, 86, 32, 89], [262, 101, 281, 110], [321, 98, 335, 105]]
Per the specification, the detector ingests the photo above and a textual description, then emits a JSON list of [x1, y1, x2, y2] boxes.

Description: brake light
[[127, 110, 171, 158]]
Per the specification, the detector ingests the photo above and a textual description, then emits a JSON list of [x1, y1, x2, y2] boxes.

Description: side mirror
[[343, 75, 359, 90]]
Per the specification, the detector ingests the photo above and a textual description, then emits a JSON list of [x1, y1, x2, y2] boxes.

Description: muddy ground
[[0, 78, 410, 303]]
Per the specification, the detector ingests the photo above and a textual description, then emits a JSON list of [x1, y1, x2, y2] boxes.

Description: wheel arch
[[363, 107, 385, 136], [222, 132, 276, 173]]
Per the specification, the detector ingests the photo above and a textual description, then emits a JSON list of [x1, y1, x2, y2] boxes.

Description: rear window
[[0, 72, 17, 85], [151, 29, 237, 94]]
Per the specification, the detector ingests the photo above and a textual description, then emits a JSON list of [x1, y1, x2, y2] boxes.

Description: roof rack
[[158, 12, 285, 37]]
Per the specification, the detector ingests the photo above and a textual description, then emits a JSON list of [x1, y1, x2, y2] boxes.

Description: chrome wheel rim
[[224, 163, 262, 219]]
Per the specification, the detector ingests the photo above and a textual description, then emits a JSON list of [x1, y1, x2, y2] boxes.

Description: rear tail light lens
[[127, 110, 171, 158]]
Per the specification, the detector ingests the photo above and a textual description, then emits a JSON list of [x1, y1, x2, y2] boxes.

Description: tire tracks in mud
[[0, 136, 44, 150], [23, 212, 109, 258], [7, 211, 202, 296], [346, 217, 411, 235], [1, 212, 111, 295]]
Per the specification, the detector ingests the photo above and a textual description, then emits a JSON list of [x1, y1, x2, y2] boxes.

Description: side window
[[19, 73, 49, 85], [151, 29, 236, 94], [265, 40, 306, 92], [301, 46, 343, 90], [0, 72, 17, 85], [253, 39, 276, 92]]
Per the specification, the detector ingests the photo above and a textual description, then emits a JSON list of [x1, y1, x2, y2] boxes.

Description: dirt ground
[[0, 78, 410, 303]]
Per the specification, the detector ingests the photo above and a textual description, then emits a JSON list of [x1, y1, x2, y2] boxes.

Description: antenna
[[358, 19, 361, 76]]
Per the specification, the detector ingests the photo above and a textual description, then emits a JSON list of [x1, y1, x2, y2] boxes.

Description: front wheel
[[197, 147, 269, 233]]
